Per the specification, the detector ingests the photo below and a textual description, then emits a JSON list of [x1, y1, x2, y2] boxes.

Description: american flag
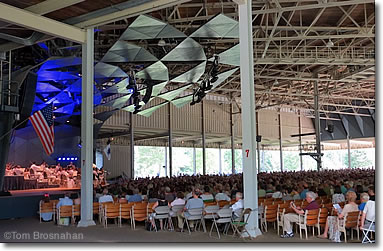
[[29, 104, 54, 155]]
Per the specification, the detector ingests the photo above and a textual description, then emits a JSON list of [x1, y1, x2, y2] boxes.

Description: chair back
[[93, 202, 99, 214], [120, 203, 133, 218], [204, 201, 218, 207], [58, 205, 72, 217], [204, 205, 219, 219], [154, 205, 170, 214], [105, 203, 120, 218], [344, 211, 359, 228], [147, 202, 156, 215], [318, 207, 329, 227], [218, 200, 230, 208], [186, 208, 203, 220], [262, 200, 274, 207], [305, 209, 319, 226], [170, 204, 184, 216], [216, 208, 232, 223], [40, 201, 54, 213], [132, 203, 148, 221], [264, 204, 278, 222], [72, 204, 81, 217]]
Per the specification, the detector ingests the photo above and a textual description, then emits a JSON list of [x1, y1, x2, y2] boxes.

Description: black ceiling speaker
[[327, 124, 334, 133], [256, 135, 262, 142], [141, 81, 153, 104]]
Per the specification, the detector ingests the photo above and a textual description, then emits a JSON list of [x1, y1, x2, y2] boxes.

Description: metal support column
[[78, 28, 96, 227], [238, 0, 261, 238], [193, 146, 196, 175], [168, 103, 173, 177], [278, 112, 283, 172], [164, 146, 168, 177], [347, 135, 351, 169], [201, 101, 206, 175], [298, 110, 303, 171], [218, 145, 222, 174], [256, 111, 261, 173], [130, 112, 134, 179], [313, 75, 322, 171], [230, 101, 235, 174]]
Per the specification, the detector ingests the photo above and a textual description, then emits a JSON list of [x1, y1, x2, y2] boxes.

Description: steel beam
[[168, 103, 173, 177], [130, 112, 134, 179], [313, 74, 322, 171], [230, 101, 236, 174], [75, 0, 192, 28], [25, 0, 85, 15], [0, 3, 86, 44], [78, 28, 95, 228], [201, 101, 206, 175]]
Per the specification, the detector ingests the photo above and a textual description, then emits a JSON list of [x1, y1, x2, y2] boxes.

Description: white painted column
[[238, 0, 261, 238], [347, 135, 351, 169], [78, 28, 95, 227], [278, 112, 283, 172], [218, 145, 222, 174], [192, 146, 196, 175], [201, 101, 206, 175], [164, 146, 168, 177]]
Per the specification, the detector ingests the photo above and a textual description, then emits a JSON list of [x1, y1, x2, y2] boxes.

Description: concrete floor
[[0, 217, 361, 243]]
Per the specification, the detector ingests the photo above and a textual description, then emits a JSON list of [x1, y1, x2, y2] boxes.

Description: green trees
[[344, 149, 373, 168]]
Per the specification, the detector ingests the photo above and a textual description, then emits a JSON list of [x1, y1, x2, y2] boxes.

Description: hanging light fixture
[[326, 39, 334, 48]]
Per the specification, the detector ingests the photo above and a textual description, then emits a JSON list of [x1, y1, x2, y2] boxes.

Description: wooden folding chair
[[131, 202, 148, 230], [277, 203, 290, 235], [316, 207, 329, 235], [261, 204, 278, 232], [72, 204, 81, 225], [218, 200, 230, 208], [338, 211, 360, 242], [119, 202, 134, 228], [38, 201, 54, 223], [57, 205, 72, 226], [103, 203, 120, 228], [297, 209, 319, 239]]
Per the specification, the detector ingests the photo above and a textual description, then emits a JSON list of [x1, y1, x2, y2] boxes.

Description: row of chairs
[[260, 201, 366, 242]]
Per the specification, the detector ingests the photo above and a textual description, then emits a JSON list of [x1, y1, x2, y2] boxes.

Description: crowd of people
[[42, 167, 375, 240]]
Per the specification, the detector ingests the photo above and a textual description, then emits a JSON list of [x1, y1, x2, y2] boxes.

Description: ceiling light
[[158, 39, 166, 47]]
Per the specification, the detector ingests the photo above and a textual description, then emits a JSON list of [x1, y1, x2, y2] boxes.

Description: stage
[[9, 187, 80, 197], [0, 187, 81, 220]]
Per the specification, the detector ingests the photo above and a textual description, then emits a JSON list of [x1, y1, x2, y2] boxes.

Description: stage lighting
[[71, 158, 75, 161], [58, 158, 62, 161], [77, 140, 82, 148]]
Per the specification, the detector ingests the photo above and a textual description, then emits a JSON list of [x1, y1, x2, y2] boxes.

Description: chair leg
[[185, 219, 191, 234]]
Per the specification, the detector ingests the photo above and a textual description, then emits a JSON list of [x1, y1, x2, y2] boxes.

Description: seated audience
[[318, 191, 359, 242], [281, 191, 320, 238], [98, 189, 114, 203]]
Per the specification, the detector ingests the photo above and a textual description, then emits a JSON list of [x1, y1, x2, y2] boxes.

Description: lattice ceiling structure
[[0, 0, 375, 145]]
